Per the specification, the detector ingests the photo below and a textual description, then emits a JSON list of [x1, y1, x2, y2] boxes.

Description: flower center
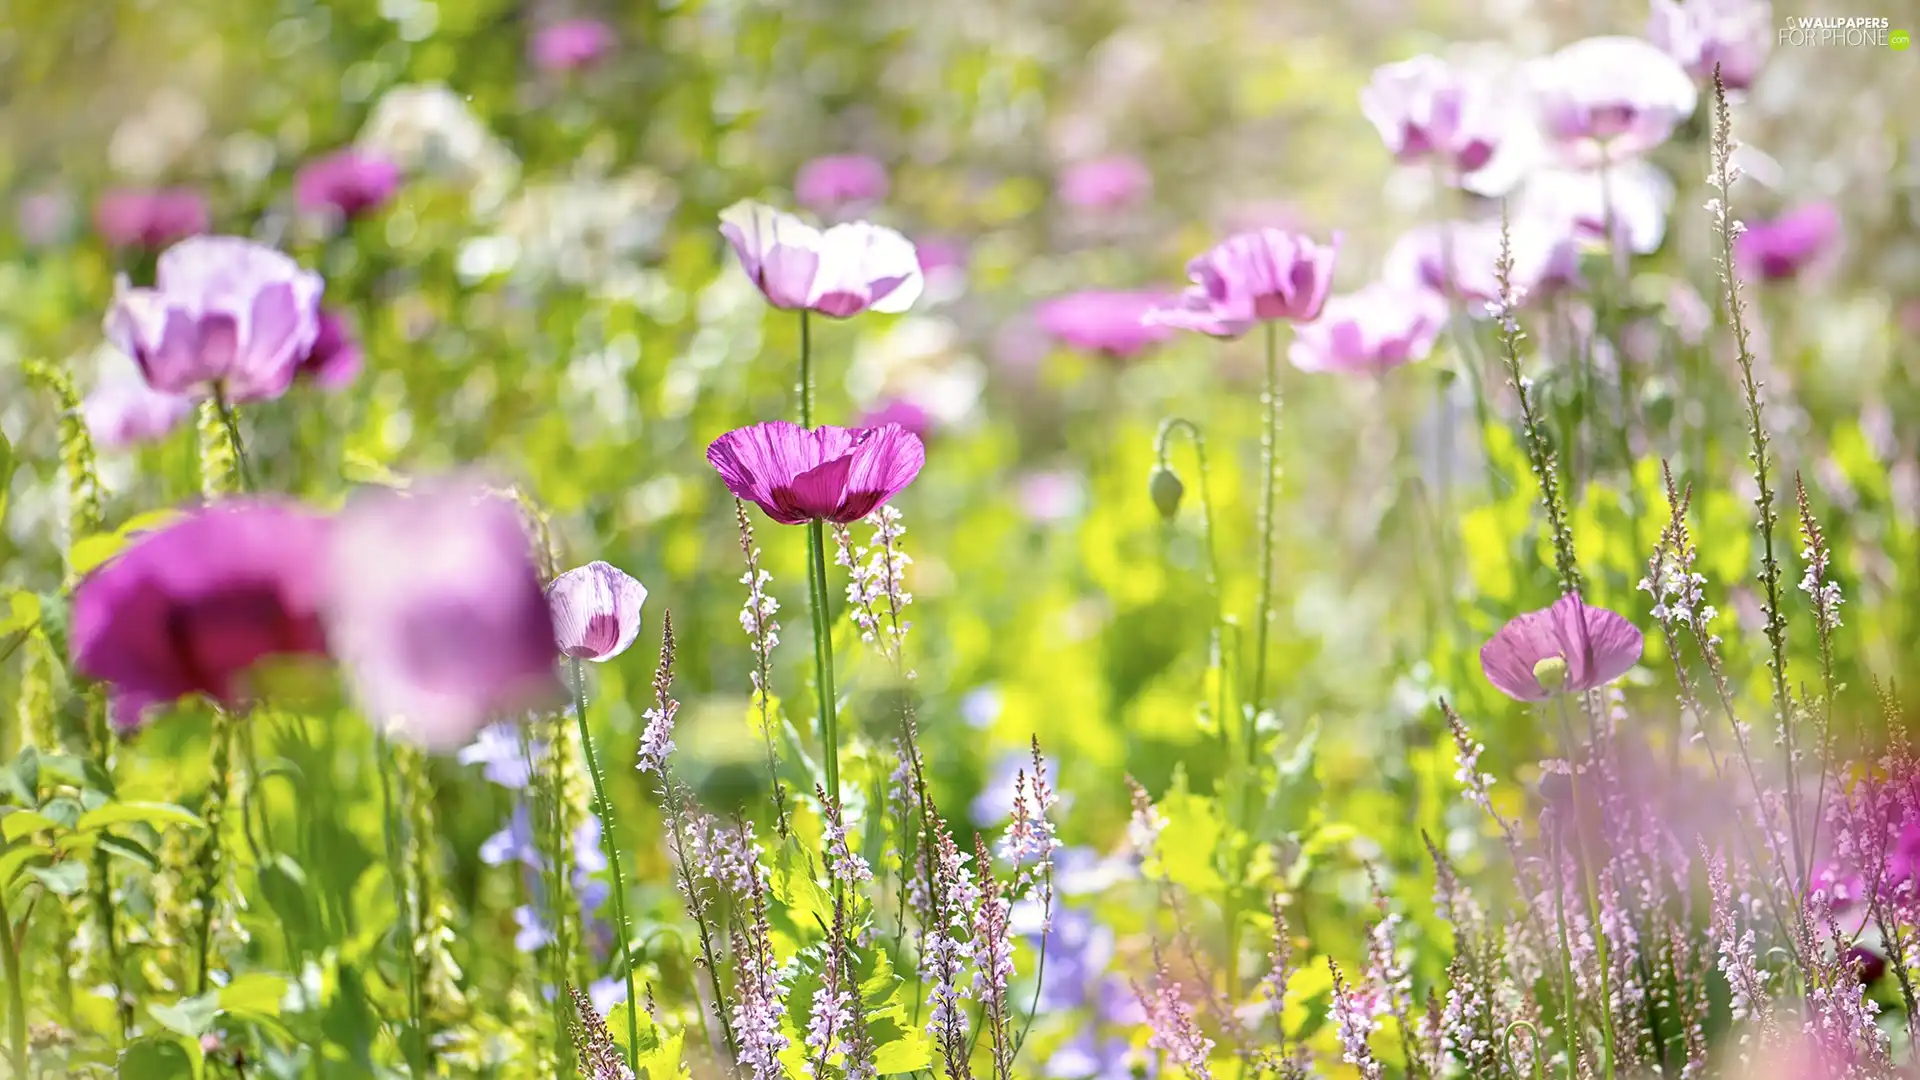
[[1532, 655, 1569, 692]]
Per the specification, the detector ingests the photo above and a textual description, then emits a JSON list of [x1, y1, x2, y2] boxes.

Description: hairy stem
[[570, 658, 640, 1068], [807, 518, 842, 808]]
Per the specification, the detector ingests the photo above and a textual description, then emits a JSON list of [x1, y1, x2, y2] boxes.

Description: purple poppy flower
[[1479, 593, 1644, 702], [1734, 202, 1840, 282], [82, 368, 194, 452], [1383, 219, 1583, 308], [794, 154, 890, 212], [323, 476, 562, 751], [103, 235, 326, 403], [1056, 155, 1152, 212], [295, 149, 402, 220], [1289, 283, 1447, 376], [548, 561, 647, 662], [94, 188, 209, 250], [858, 397, 932, 438], [1530, 37, 1698, 167], [706, 421, 924, 526], [70, 500, 333, 731], [718, 200, 923, 318], [458, 723, 543, 788], [1145, 228, 1341, 339], [531, 17, 616, 72], [1516, 161, 1676, 257], [1649, 0, 1771, 92], [296, 309, 363, 390], [1033, 290, 1176, 359], [1360, 56, 1502, 177]]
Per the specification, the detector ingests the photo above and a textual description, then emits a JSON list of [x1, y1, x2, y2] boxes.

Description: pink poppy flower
[[70, 500, 334, 731], [1530, 37, 1697, 166], [707, 421, 924, 526], [531, 18, 616, 72], [294, 149, 402, 219], [1145, 228, 1341, 339], [94, 188, 209, 250], [1734, 202, 1841, 282], [81, 368, 194, 452], [548, 561, 648, 662], [1479, 593, 1643, 702], [1648, 0, 1771, 92], [1034, 290, 1176, 359], [297, 309, 363, 390], [718, 200, 923, 318], [1360, 56, 1502, 177], [1288, 284, 1447, 375], [1056, 155, 1152, 212], [794, 154, 890, 212]]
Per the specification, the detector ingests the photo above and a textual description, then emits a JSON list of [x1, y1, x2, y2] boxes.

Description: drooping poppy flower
[[1359, 55, 1503, 178], [794, 154, 891, 212], [70, 499, 334, 730], [324, 476, 562, 750], [1734, 202, 1841, 282], [294, 148, 402, 220], [93, 187, 209, 250], [1144, 228, 1340, 339], [718, 200, 923, 318], [103, 235, 325, 403], [1529, 36, 1698, 167], [1288, 284, 1447, 375], [1033, 290, 1176, 359], [531, 17, 617, 72], [707, 421, 924, 526], [1479, 593, 1644, 702], [1056, 155, 1153, 212], [547, 561, 648, 662], [1648, 0, 1772, 92]]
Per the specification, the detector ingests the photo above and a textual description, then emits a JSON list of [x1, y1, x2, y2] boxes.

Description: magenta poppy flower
[[1734, 202, 1840, 282], [297, 309, 363, 390], [707, 421, 924, 526], [294, 149, 402, 220], [1288, 284, 1447, 375], [1145, 228, 1340, 339], [548, 561, 648, 662], [324, 477, 562, 751], [1033, 290, 1176, 359], [531, 17, 616, 72], [1648, 0, 1771, 92], [94, 188, 209, 250], [1530, 37, 1697, 167], [70, 500, 334, 731], [719, 200, 923, 318], [103, 235, 325, 403], [1359, 56, 1502, 177], [1479, 593, 1644, 702], [82, 369, 194, 452], [1056, 155, 1152, 212], [794, 154, 890, 212]]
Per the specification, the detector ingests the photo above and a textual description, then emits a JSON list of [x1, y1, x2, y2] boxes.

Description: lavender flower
[[548, 561, 648, 662], [1133, 957, 1214, 1080], [719, 200, 923, 317], [458, 723, 542, 789], [1478, 594, 1644, 702]]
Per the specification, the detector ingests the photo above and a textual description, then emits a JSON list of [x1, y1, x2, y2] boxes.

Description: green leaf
[[868, 1015, 933, 1075], [219, 972, 289, 1018], [0, 841, 46, 885], [1150, 772, 1225, 894], [25, 859, 87, 895], [149, 992, 221, 1039], [37, 796, 82, 829], [36, 753, 115, 797], [258, 856, 317, 954], [77, 801, 203, 832], [1, 809, 60, 842], [2, 746, 40, 805], [117, 1035, 197, 1079], [95, 832, 161, 871], [0, 592, 38, 638]]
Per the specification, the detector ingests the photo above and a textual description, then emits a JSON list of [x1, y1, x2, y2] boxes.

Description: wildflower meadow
[[5, 1, 1920, 1078]]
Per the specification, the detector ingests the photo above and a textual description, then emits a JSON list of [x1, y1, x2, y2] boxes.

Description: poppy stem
[[0, 882, 27, 1080], [806, 518, 842, 808], [1555, 695, 1618, 1080], [1249, 321, 1281, 742], [569, 658, 640, 1070], [210, 384, 255, 493], [797, 309, 814, 428], [374, 732, 428, 1076]]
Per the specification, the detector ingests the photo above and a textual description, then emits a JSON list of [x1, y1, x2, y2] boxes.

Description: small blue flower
[[458, 724, 543, 789]]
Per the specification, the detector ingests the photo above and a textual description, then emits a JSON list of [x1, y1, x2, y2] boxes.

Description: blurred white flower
[[357, 84, 520, 214], [107, 88, 209, 181], [847, 316, 986, 431], [494, 170, 676, 288]]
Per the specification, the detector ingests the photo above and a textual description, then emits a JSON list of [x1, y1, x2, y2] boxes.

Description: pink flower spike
[[324, 476, 562, 751], [70, 499, 334, 731], [1479, 594, 1643, 702], [1288, 284, 1447, 376], [1056, 155, 1153, 212], [103, 235, 326, 403], [548, 561, 648, 663], [794, 154, 890, 212], [707, 421, 925, 526], [718, 200, 923, 318], [1359, 56, 1502, 177]]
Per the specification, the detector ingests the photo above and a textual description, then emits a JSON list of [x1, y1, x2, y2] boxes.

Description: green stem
[[0, 885, 26, 1080], [798, 310, 814, 427], [1154, 418, 1227, 739], [376, 735, 427, 1076], [1249, 322, 1280, 728], [210, 384, 255, 493], [570, 658, 640, 1070], [1547, 821, 1581, 1080], [1555, 696, 1618, 1080], [807, 519, 842, 807]]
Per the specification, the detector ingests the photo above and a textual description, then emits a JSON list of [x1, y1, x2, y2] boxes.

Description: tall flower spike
[[324, 475, 562, 750], [708, 421, 925, 526], [548, 561, 648, 662], [1479, 594, 1644, 702], [719, 200, 923, 317], [104, 235, 326, 403]]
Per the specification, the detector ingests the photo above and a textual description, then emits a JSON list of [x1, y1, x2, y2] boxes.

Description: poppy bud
[[1148, 465, 1184, 521]]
